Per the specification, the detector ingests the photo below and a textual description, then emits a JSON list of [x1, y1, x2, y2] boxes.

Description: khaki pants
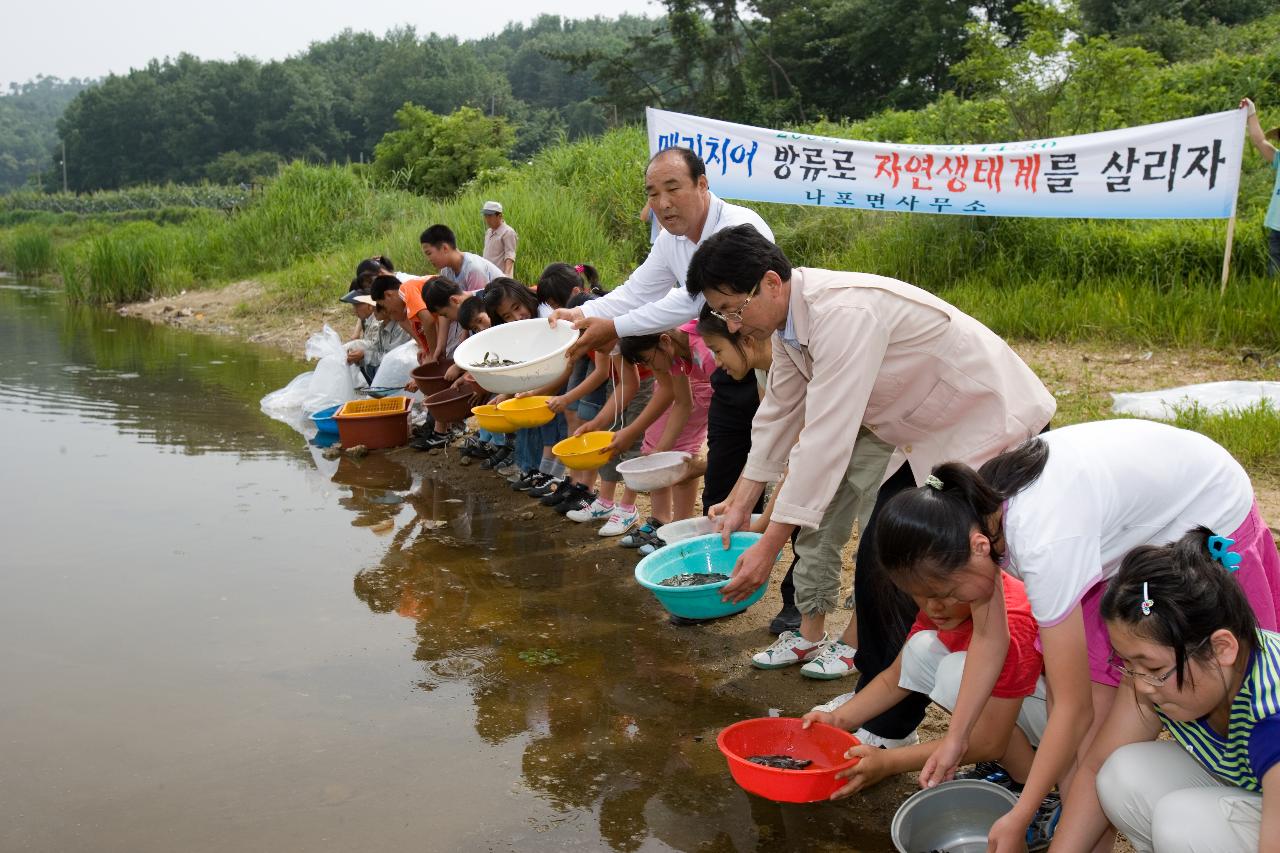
[[1096, 740, 1262, 853], [792, 428, 895, 614]]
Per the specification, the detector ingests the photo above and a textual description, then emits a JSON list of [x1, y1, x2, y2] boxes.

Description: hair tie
[[924, 475, 944, 491], [1207, 535, 1242, 572], [1140, 582, 1154, 616], [574, 264, 585, 275]]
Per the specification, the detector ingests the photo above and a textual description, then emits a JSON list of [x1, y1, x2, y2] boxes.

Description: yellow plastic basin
[[553, 431, 615, 470], [497, 396, 556, 428], [471, 405, 517, 434]]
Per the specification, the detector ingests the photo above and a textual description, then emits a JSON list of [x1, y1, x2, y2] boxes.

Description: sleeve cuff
[[742, 457, 786, 482], [770, 501, 824, 530]]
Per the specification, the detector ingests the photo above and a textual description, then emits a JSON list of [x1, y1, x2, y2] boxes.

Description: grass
[[0, 227, 55, 276], [1168, 402, 1280, 479]]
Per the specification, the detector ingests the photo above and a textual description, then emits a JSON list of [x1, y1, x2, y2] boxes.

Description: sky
[[2, 0, 659, 89]]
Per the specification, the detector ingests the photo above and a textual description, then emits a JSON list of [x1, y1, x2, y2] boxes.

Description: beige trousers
[[1096, 740, 1262, 853], [791, 427, 895, 614]]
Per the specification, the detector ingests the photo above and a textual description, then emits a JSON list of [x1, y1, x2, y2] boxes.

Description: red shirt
[[906, 576, 1043, 699]]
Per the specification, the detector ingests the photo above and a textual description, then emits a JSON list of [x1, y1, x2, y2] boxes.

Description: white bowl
[[452, 319, 577, 394], [657, 513, 764, 544], [615, 451, 692, 491]]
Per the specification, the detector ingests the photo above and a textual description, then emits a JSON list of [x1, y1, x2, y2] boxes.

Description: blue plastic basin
[[634, 532, 776, 619], [309, 404, 341, 435]]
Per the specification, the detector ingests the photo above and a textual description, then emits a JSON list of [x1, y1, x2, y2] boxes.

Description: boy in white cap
[[482, 201, 517, 276]]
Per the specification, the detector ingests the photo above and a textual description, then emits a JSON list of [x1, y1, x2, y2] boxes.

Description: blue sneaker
[[1026, 792, 1061, 852]]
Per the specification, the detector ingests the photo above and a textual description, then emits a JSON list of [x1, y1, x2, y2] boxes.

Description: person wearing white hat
[[482, 201, 517, 276], [340, 280, 409, 381]]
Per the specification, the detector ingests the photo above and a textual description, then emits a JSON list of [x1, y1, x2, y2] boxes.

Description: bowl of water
[[891, 779, 1020, 853], [633, 532, 775, 619], [452, 319, 577, 394], [717, 717, 861, 803]]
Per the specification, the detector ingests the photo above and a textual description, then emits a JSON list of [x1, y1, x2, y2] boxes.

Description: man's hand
[[720, 538, 777, 604], [1241, 97, 1257, 115], [919, 733, 966, 789], [345, 350, 363, 365], [711, 501, 751, 549], [548, 307, 584, 326], [567, 317, 617, 361]]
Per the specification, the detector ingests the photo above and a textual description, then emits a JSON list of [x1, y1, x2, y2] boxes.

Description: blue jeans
[[515, 428, 541, 471], [1268, 227, 1280, 276], [477, 428, 505, 447]]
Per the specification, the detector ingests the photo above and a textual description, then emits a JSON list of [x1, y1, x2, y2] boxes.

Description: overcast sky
[[2, 0, 660, 89]]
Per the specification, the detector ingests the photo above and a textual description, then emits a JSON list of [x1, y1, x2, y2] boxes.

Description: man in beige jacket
[[688, 224, 1055, 747]]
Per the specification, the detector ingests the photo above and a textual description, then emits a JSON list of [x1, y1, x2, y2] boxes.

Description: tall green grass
[[1168, 402, 1280, 478], [0, 227, 55, 276]]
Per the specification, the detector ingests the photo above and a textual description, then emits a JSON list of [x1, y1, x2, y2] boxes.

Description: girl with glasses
[[1050, 529, 1280, 852]]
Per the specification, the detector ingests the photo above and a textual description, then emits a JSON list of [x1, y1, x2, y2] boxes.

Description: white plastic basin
[[616, 451, 692, 492], [657, 513, 764, 544], [452, 319, 577, 394]]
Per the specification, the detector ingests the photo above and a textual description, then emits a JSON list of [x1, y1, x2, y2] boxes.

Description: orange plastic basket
[[334, 396, 411, 449], [336, 397, 411, 418]]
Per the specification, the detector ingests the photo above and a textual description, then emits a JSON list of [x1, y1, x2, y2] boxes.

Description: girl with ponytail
[[874, 419, 1280, 851]]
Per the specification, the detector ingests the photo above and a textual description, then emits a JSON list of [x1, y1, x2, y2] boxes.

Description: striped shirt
[[1158, 630, 1280, 791]]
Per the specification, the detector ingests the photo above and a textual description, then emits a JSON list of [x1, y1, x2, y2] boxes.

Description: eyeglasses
[[1108, 639, 1209, 687], [708, 282, 761, 324]]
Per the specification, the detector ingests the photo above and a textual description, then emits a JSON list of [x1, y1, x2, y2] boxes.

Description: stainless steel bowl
[[891, 779, 1019, 853]]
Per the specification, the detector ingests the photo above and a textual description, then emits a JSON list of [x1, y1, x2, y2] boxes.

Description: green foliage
[[0, 77, 91, 192], [1167, 402, 1280, 478], [0, 226, 54, 275], [0, 184, 248, 215], [370, 105, 513, 197], [202, 151, 284, 185]]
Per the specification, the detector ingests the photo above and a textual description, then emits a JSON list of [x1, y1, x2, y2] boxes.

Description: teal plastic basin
[[634, 532, 775, 619]]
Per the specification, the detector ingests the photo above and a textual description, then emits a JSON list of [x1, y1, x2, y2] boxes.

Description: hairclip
[[1140, 582, 1154, 616], [1207, 535, 1242, 572], [924, 475, 944, 491]]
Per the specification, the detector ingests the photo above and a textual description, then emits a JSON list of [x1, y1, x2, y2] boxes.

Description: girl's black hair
[[356, 256, 395, 279], [456, 296, 487, 331], [873, 439, 1050, 586], [537, 263, 582, 309], [696, 303, 751, 358], [577, 264, 602, 291], [618, 334, 663, 365], [1101, 527, 1258, 690], [565, 292, 598, 311], [347, 277, 365, 293], [480, 277, 540, 324]]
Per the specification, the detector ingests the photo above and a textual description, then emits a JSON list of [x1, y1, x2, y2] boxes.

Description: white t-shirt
[[1002, 419, 1252, 626]]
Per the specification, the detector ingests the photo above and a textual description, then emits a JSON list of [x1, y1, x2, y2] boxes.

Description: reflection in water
[[344, 452, 890, 851], [1, 278, 890, 852]]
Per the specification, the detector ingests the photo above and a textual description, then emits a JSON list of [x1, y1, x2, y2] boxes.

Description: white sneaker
[[854, 727, 920, 749], [566, 499, 615, 524], [801, 641, 858, 680], [810, 690, 856, 714], [751, 631, 828, 670], [598, 507, 640, 537]]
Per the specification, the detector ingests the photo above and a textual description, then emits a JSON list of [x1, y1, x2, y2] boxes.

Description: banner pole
[[1220, 210, 1237, 295]]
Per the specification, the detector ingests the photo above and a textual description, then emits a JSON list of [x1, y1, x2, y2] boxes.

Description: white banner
[[647, 107, 1246, 219]]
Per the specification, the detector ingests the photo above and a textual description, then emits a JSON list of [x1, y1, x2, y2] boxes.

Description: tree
[[370, 104, 513, 196]]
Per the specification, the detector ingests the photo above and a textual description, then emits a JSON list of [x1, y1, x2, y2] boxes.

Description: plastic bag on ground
[[260, 371, 315, 421], [260, 325, 368, 428], [1111, 381, 1280, 419]]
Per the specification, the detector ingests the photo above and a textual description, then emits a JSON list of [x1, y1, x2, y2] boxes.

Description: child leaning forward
[[802, 574, 1058, 845]]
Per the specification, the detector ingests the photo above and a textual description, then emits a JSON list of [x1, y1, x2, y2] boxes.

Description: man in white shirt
[[556, 147, 773, 355], [551, 147, 792, 626]]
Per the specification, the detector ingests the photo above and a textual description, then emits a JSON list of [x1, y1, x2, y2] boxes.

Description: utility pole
[[60, 141, 68, 193]]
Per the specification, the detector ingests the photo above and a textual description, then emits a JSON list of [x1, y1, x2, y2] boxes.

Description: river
[[0, 276, 889, 852]]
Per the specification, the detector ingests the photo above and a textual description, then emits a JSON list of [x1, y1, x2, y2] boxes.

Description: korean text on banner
[[647, 107, 1245, 219]]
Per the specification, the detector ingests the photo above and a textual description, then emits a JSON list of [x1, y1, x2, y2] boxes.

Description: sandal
[[619, 518, 663, 548]]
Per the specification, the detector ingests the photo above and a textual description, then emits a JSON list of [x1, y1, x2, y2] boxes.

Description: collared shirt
[[780, 309, 802, 351], [439, 252, 502, 293], [483, 222, 518, 270], [580, 193, 774, 337]]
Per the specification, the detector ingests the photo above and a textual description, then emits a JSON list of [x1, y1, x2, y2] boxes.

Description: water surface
[[0, 278, 888, 852]]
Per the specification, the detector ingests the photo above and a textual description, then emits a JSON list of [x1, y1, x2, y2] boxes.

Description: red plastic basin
[[717, 717, 860, 803]]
